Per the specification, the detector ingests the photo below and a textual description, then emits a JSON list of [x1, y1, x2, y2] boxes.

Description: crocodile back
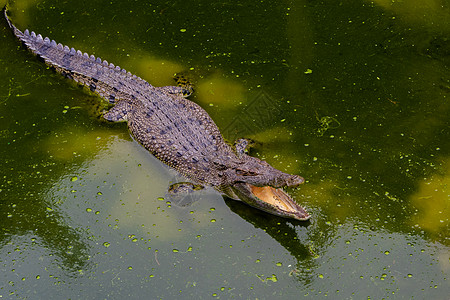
[[124, 91, 236, 186]]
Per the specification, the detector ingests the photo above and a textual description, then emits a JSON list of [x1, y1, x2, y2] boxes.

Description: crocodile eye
[[236, 169, 258, 176]]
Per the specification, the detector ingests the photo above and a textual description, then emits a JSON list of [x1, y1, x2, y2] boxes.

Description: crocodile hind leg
[[153, 73, 194, 97], [173, 73, 195, 97], [157, 85, 193, 98], [103, 100, 133, 122]]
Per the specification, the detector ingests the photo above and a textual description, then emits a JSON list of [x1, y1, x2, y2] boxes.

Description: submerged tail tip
[[3, 5, 14, 29], [3, 5, 26, 39]]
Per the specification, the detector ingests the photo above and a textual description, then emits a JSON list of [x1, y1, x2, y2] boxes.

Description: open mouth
[[231, 183, 310, 221]]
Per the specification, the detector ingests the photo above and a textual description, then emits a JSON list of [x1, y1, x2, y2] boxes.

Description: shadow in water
[[224, 197, 318, 283]]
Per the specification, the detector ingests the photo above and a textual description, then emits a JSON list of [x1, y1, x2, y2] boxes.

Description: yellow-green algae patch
[[409, 158, 450, 241], [370, 0, 450, 31], [244, 126, 303, 174], [131, 55, 186, 88], [43, 127, 115, 160], [195, 72, 246, 108]]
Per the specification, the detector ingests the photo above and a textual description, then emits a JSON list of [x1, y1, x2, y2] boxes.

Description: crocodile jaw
[[230, 182, 310, 221]]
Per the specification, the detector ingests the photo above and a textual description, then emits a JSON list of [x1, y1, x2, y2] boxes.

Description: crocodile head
[[230, 182, 310, 221], [224, 155, 304, 188], [220, 155, 309, 221]]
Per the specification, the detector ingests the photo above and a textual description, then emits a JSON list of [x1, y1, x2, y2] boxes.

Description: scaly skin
[[4, 7, 310, 220]]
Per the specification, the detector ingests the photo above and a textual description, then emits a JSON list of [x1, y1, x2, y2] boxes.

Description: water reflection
[[226, 198, 311, 258], [225, 199, 319, 283], [1, 186, 91, 273]]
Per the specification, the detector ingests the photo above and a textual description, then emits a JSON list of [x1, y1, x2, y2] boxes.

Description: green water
[[1, 0, 449, 298]]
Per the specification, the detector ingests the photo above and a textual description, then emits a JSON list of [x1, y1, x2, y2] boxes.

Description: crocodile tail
[[3, 7, 152, 104]]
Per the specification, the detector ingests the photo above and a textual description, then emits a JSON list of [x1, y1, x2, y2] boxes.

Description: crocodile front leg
[[167, 182, 205, 207], [234, 138, 255, 157]]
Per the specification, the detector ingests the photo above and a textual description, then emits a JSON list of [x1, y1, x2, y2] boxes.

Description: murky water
[[1, 0, 449, 298]]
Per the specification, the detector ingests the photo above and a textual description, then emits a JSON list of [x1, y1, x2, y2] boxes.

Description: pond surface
[[1, 0, 449, 298]]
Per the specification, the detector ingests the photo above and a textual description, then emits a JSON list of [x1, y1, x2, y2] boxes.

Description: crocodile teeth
[[31, 31, 36, 38], [24, 29, 30, 36]]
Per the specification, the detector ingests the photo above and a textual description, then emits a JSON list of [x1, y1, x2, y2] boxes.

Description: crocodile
[[4, 7, 310, 221]]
